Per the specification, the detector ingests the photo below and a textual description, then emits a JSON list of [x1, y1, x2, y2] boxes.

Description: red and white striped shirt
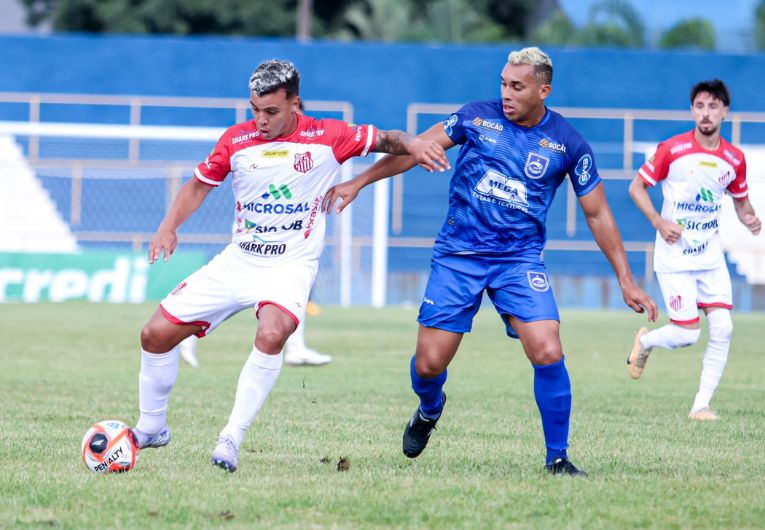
[[638, 130, 748, 272], [195, 113, 376, 264]]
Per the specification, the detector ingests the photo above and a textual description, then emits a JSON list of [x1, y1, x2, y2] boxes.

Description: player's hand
[[656, 218, 683, 244], [621, 282, 658, 322], [744, 213, 761, 235], [322, 180, 361, 215], [407, 138, 450, 173], [149, 227, 178, 264]]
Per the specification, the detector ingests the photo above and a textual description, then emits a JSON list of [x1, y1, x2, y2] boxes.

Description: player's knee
[[255, 327, 290, 354], [414, 355, 447, 378], [707, 310, 732, 344], [523, 338, 562, 365], [670, 325, 701, 348], [140, 322, 170, 352]]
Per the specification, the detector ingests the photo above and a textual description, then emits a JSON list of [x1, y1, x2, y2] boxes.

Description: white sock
[[136, 347, 179, 434], [220, 347, 283, 447], [284, 321, 306, 353], [692, 310, 732, 412], [640, 324, 700, 350]]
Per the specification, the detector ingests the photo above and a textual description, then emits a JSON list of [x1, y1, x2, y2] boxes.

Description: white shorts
[[656, 266, 733, 325], [160, 243, 318, 337]]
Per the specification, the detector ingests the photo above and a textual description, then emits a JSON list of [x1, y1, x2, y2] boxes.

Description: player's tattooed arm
[[373, 129, 450, 173]]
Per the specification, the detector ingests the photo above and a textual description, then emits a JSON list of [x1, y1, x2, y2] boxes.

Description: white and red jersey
[[638, 130, 748, 273], [194, 113, 376, 264]]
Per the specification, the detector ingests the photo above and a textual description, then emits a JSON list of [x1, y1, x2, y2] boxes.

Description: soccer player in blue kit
[[324, 47, 658, 475]]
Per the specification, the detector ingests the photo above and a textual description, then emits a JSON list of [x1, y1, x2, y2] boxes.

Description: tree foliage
[[577, 0, 645, 48], [755, 0, 765, 50], [659, 18, 716, 50], [530, 9, 578, 46]]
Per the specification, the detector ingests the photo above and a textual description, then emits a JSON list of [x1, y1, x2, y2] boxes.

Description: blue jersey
[[436, 99, 600, 257]]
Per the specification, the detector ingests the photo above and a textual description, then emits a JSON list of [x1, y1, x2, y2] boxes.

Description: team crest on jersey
[[294, 152, 313, 173], [575, 154, 593, 185], [527, 271, 550, 292], [524, 153, 549, 179], [718, 170, 734, 187]]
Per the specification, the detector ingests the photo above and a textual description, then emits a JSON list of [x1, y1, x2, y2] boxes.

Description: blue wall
[[3, 34, 765, 132]]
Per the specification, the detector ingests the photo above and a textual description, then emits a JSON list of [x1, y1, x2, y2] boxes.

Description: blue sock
[[532, 357, 571, 465], [410, 355, 446, 419]]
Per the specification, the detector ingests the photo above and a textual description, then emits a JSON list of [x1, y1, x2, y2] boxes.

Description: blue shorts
[[417, 251, 559, 339]]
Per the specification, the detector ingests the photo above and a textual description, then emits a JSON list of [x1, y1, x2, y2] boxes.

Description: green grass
[[1, 303, 764, 529]]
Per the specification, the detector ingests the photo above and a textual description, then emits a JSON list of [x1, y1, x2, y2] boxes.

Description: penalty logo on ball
[[81, 420, 140, 474]]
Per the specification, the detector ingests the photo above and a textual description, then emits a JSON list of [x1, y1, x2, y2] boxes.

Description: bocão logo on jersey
[[294, 152, 313, 173]]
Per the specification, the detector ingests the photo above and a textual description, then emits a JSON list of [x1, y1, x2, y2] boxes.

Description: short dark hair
[[690, 79, 730, 107], [249, 60, 300, 99]]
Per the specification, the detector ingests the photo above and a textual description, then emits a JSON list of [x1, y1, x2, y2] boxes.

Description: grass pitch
[[1, 303, 764, 529]]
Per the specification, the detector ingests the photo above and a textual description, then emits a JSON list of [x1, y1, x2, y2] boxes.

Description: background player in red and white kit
[[628, 79, 761, 420], [132, 59, 449, 472]]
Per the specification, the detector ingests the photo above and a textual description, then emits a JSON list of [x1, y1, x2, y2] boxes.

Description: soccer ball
[[81, 420, 139, 473]]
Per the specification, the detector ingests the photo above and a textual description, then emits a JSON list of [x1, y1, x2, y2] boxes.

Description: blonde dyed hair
[[507, 47, 553, 84]]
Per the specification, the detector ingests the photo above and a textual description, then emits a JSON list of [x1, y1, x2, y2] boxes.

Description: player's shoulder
[[544, 108, 587, 146], [218, 120, 261, 146], [299, 114, 362, 140], [657, 130, 695, 156], [719, 137, 746, 167]]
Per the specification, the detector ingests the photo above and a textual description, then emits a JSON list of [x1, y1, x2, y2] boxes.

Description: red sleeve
[[637, 141, 670, 186], [194, 133, 231, 187], [727, 154, 748, 199], [326, 120, 377, 164]]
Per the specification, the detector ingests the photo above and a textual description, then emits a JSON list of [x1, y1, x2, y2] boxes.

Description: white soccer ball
[[81, 420, 140, 473]]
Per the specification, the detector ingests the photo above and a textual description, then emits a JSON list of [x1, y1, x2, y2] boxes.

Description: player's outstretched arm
[[580, 183, 658, 321], [628, 175, 682, 244], [323, 123, 454, 214], [149, 178, 213, 264], [733, 196, 762, 235]]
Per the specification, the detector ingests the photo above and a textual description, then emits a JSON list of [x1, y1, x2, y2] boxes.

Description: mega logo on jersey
[[294, 152, 313, 173], [474, 169, 528, 212]]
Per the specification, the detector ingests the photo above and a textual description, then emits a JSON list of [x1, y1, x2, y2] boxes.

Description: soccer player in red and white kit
[[628, 79, 761, 420], [133, 59, 449, 472]]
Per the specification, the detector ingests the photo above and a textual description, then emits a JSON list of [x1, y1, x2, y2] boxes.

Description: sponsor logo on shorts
[[524, 152, 549, 179], [170, 281, 187, 296], [670, 295, 682, 312], [238, 242, 287, 256], [527, 271, 550, 292], [293, 152, 313, 173], [423, 297, 435, 305]]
